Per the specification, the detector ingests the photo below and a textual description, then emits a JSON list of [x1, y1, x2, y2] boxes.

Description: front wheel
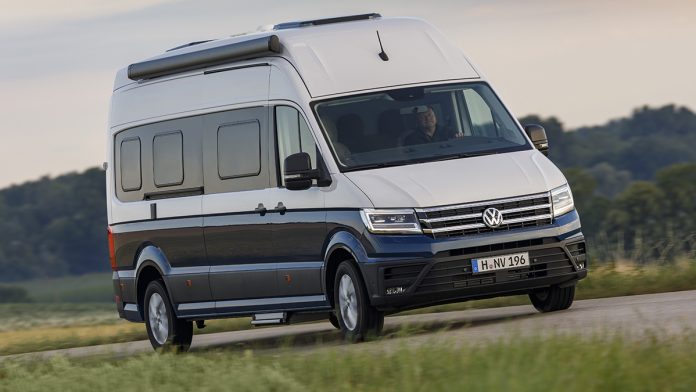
[[334, 260, 384, 342], [144, 280, 193, 352], [529, 284, 576, 312]]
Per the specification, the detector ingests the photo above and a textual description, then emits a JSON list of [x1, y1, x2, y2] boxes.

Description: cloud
[[0, 0, 175, 29], [1, 0, 696, 187]]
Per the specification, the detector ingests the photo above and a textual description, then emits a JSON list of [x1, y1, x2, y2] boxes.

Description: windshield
[[313, 83, 531, 171]]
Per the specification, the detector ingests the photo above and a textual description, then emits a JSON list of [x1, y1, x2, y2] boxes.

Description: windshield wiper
[[343, 161, 409, 171], [341, 149, 519, 172], [344, 153, 491, 171], [412, 151, 494, 163]]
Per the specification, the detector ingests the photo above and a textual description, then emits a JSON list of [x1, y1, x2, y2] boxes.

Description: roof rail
[[128, 35, 280, 81], [167, 40, 214, 52], [273, 13, 381, 30]]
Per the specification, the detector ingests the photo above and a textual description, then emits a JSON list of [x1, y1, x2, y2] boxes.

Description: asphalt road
[[3, 290, 695, 361]]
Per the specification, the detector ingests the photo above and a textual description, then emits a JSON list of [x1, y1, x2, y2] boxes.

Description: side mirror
[[284, 152, 321, 191], [524, 124, 549, 156]]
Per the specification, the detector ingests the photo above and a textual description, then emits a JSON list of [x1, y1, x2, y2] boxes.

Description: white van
[[106, 13, 587, 351]]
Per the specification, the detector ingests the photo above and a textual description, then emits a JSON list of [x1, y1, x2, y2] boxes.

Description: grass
[[0, 303, 119, 332], [0, 316, 254, 356], [2, 259, 695, 356], [0, 273, 113, 303], [1, 332, 695, 391]]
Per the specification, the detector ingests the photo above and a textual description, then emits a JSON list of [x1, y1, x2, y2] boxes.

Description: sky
[[1, 0, 695, 188]]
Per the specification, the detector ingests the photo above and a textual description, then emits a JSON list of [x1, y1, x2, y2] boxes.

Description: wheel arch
[[323, 230, 370, 308], [134, 245, 174, 320]]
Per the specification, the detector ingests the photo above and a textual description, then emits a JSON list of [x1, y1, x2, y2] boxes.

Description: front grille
[[416, 246, 574, 294], [416, 193, 553, 239]]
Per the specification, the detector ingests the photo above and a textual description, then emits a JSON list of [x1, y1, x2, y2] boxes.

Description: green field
[[1, 332, 695, 391], [0, 272, 113, 303]]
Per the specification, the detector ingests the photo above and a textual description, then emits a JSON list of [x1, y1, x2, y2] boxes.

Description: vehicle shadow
[[191, 308, 538, 354]]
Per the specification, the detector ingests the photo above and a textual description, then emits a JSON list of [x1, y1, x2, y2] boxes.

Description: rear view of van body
[[107, 14, 587, 351]]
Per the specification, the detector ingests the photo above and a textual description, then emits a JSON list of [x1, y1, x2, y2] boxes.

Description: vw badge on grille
[[482, 208, 503, 228]]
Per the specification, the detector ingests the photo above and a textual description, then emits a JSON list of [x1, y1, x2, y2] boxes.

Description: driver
[[404, 106, 461, 145]]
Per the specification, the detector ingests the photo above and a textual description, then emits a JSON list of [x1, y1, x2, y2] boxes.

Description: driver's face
[[417, 108, 437, 129]]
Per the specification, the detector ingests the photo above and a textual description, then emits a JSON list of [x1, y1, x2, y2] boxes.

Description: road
[[3, 290, 695, 361]]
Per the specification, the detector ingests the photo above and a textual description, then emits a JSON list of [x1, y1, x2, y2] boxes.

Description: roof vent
[[273, 13, 381, 30]]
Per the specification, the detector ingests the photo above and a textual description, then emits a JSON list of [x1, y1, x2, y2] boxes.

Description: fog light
[[386, 286, 406, 295]]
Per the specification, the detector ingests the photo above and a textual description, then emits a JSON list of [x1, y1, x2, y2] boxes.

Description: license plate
[[471, 252, 529, 273]]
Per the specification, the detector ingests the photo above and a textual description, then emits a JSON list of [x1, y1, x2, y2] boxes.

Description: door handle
[[255, 203, 267, 216], [272, 202, 287, 215]]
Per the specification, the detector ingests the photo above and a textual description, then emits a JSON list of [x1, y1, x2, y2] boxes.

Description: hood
[[344, 150, 567, 208]]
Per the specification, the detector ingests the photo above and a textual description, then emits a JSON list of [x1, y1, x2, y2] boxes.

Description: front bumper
[[358, 214, 587, 312]]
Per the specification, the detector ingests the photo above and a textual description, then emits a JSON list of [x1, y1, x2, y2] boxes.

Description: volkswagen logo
[[482, 207, 504, 228]]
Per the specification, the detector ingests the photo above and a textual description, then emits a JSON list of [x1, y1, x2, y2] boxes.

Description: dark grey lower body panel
[[121, 294, 330, 322], [123, 303, 143, 322], [176, 294, 330, 319]]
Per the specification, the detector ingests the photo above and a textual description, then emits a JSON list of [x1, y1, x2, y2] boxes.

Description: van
[[107, 13, 587, 352]]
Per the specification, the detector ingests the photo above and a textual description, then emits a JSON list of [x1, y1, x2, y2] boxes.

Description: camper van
[[107, 14, 587, 351]]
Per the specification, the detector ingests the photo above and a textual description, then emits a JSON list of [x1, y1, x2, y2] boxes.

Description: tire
[[529, 284, 576, 313], [333, 260, 384, 342], [144, 280, 193, 353]]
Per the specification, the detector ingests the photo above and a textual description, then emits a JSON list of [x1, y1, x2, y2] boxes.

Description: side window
[[463, 89, 496, 137], [120, 137, 142, 191], [201, 106, 269, 195], [275, 106, 317, 186], [115, 116, 203, 202], [153, 131, 184, 187], [217, 121, 261, 179]]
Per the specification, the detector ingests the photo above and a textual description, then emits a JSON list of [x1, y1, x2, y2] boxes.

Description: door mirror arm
[[284, 152, 331, 191]]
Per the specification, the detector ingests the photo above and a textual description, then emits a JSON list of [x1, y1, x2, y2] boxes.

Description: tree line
[[519, 104, 696, 262], [0, 105, 694, 282]]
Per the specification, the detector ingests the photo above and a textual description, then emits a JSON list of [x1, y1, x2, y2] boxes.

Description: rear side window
[[114, 115, 203, 202], [120, 138, 142, 191], [217, 121, 261, 179], [153, 131, 184, 187]]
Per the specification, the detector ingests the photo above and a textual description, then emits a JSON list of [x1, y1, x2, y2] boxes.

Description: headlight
[[360, 209, 422, 234], [551, 184, 575, 217]]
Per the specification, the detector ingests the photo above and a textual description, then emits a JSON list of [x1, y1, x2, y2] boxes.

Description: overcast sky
[[1, 0, 695, 188]]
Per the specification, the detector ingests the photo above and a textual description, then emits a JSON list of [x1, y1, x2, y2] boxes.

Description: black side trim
[[110, 207, 361, 226], [128, 35, 281, 80], [145, 187, 204, 200]]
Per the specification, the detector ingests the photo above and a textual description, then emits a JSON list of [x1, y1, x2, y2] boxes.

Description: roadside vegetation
[[0, 313, 252, 356], [1, 260, 695, 356], [1, 105, 695, 284], [2, 332, 695, 391]]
